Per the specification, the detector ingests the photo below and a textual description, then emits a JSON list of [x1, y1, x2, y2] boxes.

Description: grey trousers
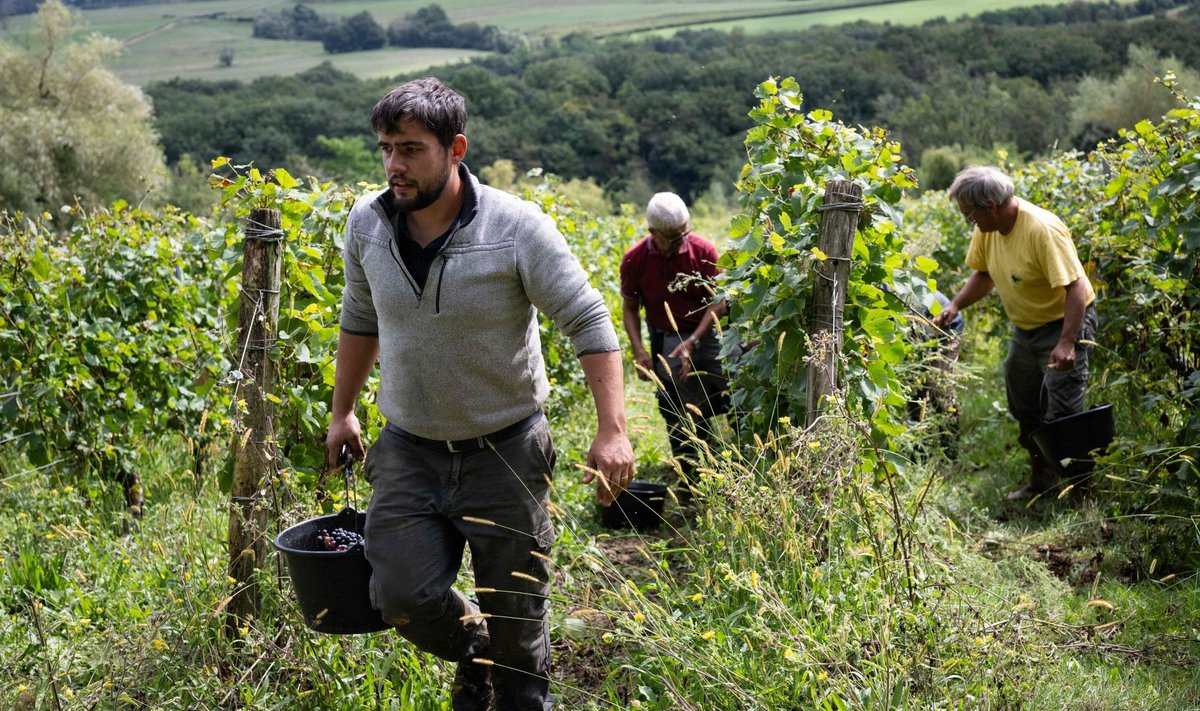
[[363, 415, 557, 710], [1005, 304, 1100, 449], [653, 331, 732, 484]]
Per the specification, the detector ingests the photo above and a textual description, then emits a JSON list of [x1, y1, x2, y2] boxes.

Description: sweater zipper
[[435, 255, 448, 314], [432, 218, 467, 314], [387, 237, 422, 302], [376, 200, 424, 303]]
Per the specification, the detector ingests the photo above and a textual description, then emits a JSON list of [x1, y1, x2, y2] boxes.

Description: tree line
[[252, 3, 527, 55], [976, 0, 1188, 24], [146, 2, 1200, 206]]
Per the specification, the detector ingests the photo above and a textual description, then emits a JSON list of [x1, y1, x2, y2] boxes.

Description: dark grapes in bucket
[[314, 527, 365, 552]]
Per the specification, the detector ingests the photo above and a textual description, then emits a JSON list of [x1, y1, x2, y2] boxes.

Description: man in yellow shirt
[[933, 166, 1098, 500]]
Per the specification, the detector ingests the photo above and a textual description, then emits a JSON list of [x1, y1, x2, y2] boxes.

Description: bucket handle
[[1038, 366, 1072, 418], [338, 446, 360, 514]]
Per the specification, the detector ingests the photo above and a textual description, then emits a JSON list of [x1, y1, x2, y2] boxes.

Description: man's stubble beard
[[391, 160, 453, 213]]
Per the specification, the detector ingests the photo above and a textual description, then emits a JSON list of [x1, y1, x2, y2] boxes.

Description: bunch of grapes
[[314, 527, 364, 552]]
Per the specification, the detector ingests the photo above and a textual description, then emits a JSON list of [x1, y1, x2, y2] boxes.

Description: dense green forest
[[144, 2, 1200, 205]]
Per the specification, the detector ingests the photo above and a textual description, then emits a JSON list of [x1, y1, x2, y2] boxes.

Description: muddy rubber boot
[[452, 659, 494, 711], [451, 592, 494, 711], [1006, 447, 1062, 501], [1062, 459, 1096, 503]]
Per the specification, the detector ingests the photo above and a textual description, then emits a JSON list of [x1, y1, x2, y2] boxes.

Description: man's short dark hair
[[370, 77, 466, 148]]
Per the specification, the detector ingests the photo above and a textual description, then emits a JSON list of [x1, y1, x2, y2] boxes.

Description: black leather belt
[[385, 410, 543, 453]]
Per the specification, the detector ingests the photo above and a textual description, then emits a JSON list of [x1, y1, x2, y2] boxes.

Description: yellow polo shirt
[[964, 198, 1095, 330]]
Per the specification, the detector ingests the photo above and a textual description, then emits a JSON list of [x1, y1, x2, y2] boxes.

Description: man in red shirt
[[620, 192, 730, 499]]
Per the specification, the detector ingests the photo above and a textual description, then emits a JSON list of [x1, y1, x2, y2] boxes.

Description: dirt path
[[123, 20, 178, 47]]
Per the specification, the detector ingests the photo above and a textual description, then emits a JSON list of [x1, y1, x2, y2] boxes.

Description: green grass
[[90, 8, 488, 85], [5, 287, 1197, 708], [667, 0, 1141, 34], [0, 0, 1144, 85]]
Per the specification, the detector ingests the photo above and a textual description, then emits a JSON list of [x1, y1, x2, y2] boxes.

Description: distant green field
[[674, 0, 1137, 33], [2, 0, 1138, 85]]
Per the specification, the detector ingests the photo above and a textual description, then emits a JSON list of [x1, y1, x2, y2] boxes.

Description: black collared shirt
[[384, 164, 479, 290], [394, 221, 451, 290]]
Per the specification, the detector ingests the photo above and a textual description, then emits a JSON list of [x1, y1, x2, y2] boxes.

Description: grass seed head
[[461, 516, 497, 527]]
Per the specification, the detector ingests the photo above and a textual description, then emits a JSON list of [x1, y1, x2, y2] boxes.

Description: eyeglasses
[[655, 226, 689, 243], [960, 203, 993, 225]]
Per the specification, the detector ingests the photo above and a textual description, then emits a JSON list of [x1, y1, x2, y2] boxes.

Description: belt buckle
[[446, 440, 457, 453]]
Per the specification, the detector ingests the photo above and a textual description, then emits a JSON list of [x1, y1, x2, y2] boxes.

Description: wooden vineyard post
[[227, 207, 283, 630], [805, 181, 862, 426]]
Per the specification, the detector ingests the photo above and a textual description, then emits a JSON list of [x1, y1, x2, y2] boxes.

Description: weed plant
[[2, 304, 1198, 710]]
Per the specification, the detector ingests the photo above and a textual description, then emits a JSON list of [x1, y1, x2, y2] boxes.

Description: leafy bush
[[0, 203, 228, 508], [720, 77, 931, 447], [387, 4, 524, 52], [0, 0, 167, 213], [252, 4, 334, 41], [918, 146, 963, 192], [322, 12, 388, 54]]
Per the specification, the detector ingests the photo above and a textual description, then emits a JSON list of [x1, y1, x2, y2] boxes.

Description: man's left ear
[[452, 134, 468, 163]]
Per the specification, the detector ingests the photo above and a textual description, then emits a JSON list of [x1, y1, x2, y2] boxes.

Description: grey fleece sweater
[[339, 168, 619, 440]]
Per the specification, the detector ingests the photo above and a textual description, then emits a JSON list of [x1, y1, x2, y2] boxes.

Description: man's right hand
[[326, 412, 365, 466], [931, 302, 959, 331], [633, 349, 653, 381]]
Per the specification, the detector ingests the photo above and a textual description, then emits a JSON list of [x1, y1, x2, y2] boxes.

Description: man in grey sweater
[[325, 77, 634, 711]]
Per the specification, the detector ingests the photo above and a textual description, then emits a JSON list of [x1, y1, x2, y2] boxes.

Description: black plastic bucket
[[273, 508, 390, 634], [600, 481, 667, 531], [1031, 404, 1116, 466]]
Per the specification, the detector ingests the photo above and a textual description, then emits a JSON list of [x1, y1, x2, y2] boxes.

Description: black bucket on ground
[[1031, 404, 1116, 468], [600, 481, 667, 531], [273, 507, 390, 635]]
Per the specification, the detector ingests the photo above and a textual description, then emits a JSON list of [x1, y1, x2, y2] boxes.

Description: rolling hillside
[[3, 0, 1145, 84]]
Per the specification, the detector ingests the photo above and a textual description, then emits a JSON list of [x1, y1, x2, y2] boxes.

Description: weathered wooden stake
[[805, 180, 862, 426], [227, 207, 282, 630]]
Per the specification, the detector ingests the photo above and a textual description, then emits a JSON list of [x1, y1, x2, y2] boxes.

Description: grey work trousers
[[363, 415, 557, 710], [652, 330, 732, 484], [1005, 304, 1100, 449]]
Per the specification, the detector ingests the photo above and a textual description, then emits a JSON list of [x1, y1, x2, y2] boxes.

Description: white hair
[[646, 192, 690, 232], [948, 166, 1014, 209]]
